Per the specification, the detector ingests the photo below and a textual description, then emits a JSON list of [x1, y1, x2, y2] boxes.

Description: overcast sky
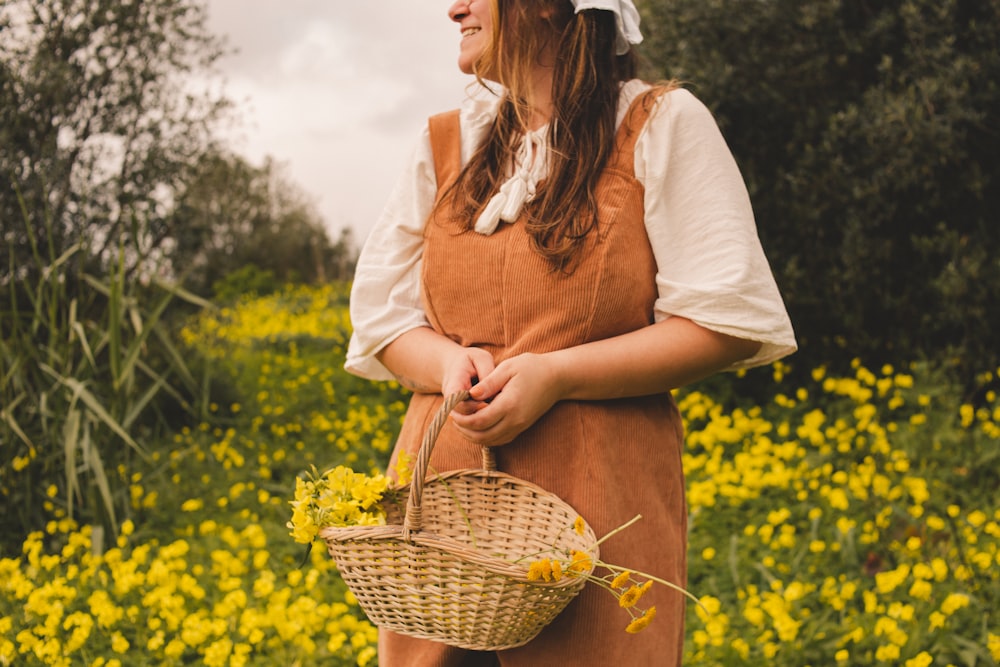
[[204, 1, 473, 244]]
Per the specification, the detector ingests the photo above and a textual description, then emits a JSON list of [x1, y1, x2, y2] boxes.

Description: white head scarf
[[571, 0, 643, 55]]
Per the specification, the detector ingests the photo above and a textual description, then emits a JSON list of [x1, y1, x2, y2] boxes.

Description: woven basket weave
[[319, 390, 597, 651]]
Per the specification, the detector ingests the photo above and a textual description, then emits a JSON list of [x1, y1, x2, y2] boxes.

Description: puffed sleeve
[[344, 128, 437, 381], [635, 87, 797, 370]]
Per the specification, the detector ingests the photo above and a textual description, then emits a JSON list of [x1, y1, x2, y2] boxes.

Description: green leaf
[[63, 408, 81, 518], [39, 363, 149, 461], [80, 419, 118, 533], [1, 395, 36, 450]]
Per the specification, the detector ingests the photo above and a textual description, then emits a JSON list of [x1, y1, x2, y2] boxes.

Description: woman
[[345, 0, 797, 664]]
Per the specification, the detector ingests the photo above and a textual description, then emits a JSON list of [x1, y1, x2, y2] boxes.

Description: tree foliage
[[0, 0, 230, 282], [168, 153, 356, 298], [638, 0, 1000, 384]]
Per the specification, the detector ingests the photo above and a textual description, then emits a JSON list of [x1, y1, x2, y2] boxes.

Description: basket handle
[[402, 389, 497, 538]]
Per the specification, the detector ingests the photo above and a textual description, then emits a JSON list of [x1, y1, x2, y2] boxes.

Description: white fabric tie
[[474, 130, 547, 235]]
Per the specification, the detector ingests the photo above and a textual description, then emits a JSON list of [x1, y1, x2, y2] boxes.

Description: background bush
[[0, 0, 352, 545], [639, 0, 1000, 386]]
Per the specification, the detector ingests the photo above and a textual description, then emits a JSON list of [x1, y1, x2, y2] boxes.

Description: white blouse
[[345, 79, 797, 381]]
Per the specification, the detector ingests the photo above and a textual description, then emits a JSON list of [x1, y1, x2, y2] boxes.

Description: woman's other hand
[[442, 346, 496, 415], [449, 353, 564, 447], [376, 326, 495, 401]]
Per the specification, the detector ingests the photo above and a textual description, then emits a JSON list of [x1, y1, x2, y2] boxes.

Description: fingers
[[448, 352, 560, 446], [441, 347, 496, 398], [450, 399, 489, 416], [449, 387, 535, 447], [469, 350, 496, 385], [450, 407, 511, 447], [439, 347, 497, 420], [468, 364, 511, 402]]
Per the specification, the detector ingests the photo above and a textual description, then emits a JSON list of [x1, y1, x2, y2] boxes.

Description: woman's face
[[447, 0, 494, 75]]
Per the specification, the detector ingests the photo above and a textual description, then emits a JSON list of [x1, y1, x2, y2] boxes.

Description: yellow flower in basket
[[287, 465, 395, 544]]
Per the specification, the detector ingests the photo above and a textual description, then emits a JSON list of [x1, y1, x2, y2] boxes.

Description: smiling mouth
[[461, 27, 481, 38]]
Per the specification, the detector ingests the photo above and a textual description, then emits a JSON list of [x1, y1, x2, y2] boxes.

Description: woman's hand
[[441, 346, 496, 414], [448, 353, 565, 447], [376, 327, 495, 400], [448, 318, 762, 447]]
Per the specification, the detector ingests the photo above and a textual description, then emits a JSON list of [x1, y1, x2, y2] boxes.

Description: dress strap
[[427, 109, 462, 199], [612, 86, 668, 173]]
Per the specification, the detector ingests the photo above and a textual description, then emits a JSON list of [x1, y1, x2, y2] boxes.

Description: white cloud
[[204, 0, 471, 243]]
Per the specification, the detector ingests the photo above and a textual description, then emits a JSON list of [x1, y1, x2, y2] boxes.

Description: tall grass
[[1, 209, 211, 554]]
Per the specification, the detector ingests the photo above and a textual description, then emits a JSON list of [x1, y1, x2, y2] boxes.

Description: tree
[[168, 152, 356, 298], [1, 0, 230, 284], [638, 0, 1000, 384]]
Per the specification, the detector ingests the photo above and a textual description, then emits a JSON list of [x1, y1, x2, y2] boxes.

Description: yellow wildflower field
[[2, 284, 997, 666]]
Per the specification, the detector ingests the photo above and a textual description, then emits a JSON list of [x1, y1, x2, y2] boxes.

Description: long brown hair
[[440, 0, 639, 271]]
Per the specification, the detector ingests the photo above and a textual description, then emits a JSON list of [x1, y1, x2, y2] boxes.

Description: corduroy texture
[[380, 89, 688, 666], [320, 390, 598, 651]]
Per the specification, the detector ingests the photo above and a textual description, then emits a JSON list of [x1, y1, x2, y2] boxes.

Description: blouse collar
[[457, 79, 649, 236]]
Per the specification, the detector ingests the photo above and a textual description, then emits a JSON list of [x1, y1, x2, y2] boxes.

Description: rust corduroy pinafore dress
[[379, 90, 688, 667]]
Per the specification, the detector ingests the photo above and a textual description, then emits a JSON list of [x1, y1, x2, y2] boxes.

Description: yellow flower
[[110, 631, 130, 653], [358, 646, 378, 667], [940, 593, 970, 615], [619, 582, 652, 608], [908, 579, 932, 601], [287, 465, 390, 543], [181, 499, 204, 512], [573, 516, 586, 536], [989, 633, 1000, 661], [619, 586, 640, 608], [527, 559, 553, 582], [286, 497, 319, 545], [611, 570, 631, 589], [876, 645, 901, 661], [904, 652, 933, 667], [625, 606, 656, 634], [875, 564, 910, 594], [567, 550, 593, 574], [394, 451, 413, 486]]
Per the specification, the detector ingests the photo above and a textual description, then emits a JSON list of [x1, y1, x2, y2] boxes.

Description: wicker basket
[[319, 390, 598, 651]]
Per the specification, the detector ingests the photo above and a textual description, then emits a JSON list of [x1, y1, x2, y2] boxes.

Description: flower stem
[[593, 515, 706, 611], [594, 514, 643, 547], [625, 570, 706, 610]]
